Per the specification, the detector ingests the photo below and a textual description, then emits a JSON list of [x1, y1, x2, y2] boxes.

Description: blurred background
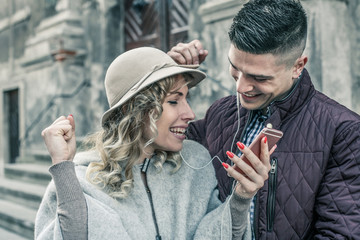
[[0, 0, 359, 239]]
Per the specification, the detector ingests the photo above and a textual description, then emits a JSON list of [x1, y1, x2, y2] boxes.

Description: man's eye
[[168, 101, 178, 105], [254, 78, 267, 82]]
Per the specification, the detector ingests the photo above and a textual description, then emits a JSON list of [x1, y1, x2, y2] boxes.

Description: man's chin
[[239, 100, 262, 111], [239, 97, 271, 111]]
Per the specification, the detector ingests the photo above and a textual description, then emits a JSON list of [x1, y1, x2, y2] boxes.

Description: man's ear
[[292, 56, 308, 79]]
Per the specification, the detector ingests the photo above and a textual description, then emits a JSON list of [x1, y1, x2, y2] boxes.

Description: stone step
[[0, 227, 29, 240], [0, 177, 47, 210], [4, 163, 51, 186], [0, 199, 36, 239], [16, 151, 51, 165]]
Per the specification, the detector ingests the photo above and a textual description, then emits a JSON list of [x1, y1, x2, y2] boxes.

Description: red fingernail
[[222, 162, 229, 169], [237, 142, 245, 150], [226, 151, 234, 158], [69, 114, 73, 117], [264, 136, 267, 144]]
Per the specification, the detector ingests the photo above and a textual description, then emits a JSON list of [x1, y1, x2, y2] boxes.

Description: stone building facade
[[0, 0, 359, 237], [1, 0, 360, 171], [1, 0, 359, 170]]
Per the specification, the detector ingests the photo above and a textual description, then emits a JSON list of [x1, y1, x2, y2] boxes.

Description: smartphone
[[234, 127, 283, 173]]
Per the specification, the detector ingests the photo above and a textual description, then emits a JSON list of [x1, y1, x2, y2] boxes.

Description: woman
[[35, 47, 271, 239]]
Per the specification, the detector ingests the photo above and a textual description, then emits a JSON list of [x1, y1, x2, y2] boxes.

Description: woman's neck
[[138, 150, 153, 164]]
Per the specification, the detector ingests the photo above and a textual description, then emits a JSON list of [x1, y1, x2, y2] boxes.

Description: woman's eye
[[168, 101, 178, 105]]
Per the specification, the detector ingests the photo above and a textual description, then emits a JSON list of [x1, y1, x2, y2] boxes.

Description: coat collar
[[265, 68, 315, 129]]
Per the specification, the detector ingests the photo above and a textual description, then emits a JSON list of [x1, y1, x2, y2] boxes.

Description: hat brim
[[101, 65, 206, 126]]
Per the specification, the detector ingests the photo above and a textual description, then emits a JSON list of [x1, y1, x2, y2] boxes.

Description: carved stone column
[[19, 0, 88, 158]]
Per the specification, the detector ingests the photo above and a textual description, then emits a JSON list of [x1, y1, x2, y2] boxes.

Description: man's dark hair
[[228, 0, 307, 67]]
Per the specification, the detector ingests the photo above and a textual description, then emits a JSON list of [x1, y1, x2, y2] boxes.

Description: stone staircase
[[0, 154, 52, 240]]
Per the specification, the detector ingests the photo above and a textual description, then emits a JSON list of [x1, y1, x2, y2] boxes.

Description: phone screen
[[234, 127, 283, 174], [248, 128, 283, 158]]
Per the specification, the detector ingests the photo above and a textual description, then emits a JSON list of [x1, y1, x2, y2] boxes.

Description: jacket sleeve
[[187, 97, 225, 147], [187, 116, 208, 146], [34, 161, 87, 240], [314, 123, 360, 239]]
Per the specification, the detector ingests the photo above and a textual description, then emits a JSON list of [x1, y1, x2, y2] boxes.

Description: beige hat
[[101, 47, 206, 126]]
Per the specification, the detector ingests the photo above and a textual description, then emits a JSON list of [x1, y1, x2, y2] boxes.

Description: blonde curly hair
[[85, 75, 190, 199]]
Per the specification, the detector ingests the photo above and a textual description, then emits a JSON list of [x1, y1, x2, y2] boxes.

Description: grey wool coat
[[35, 140, 252, 240]]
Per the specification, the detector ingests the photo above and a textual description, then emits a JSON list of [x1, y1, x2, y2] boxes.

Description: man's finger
[[192, 40, 208, 64], [199, 50, 209, 64], [167, 50, 186, 64], [173, 44, 194, 64]]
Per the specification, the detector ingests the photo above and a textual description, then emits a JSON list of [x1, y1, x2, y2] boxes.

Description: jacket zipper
[[254, 193, 259, 239], [141, 159, 162, 240], [267, 157, 277, 232]]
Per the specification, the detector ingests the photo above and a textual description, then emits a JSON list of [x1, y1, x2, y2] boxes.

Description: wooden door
[[125, 0, 189, 51], [4, 89, 19, 163]]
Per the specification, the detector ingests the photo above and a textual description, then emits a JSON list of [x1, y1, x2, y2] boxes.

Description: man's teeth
[[170, 128, 186, 135], [243, 93, 256, 97]]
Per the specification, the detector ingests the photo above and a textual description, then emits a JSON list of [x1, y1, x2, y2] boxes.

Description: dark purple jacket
[[187, 69, 360, 239]]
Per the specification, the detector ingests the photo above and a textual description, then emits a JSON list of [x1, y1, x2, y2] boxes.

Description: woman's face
[[146, 75, 195, 154]]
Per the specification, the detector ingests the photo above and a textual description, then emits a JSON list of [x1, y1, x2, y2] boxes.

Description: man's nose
[[236, 74, 253, 93]]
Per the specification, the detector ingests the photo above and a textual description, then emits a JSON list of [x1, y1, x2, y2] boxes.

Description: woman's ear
[[292, 56, 308, 79]]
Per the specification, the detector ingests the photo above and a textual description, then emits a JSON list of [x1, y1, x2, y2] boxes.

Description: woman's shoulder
[[73, 150, 101, 166], [182, 140, 209, 157], [180, 140, 212, 169], [178, 140, 217, 189]]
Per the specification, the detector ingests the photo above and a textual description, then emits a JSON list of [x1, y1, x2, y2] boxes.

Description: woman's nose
[[182, 102, 195, 121]]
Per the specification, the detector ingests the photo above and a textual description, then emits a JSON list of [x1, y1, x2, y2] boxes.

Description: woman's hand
[[41, 115, 76, 165], [223, 137, 276, 199]]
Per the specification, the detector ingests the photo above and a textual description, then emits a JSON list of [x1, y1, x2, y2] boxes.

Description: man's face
[[228, 44, 297, 111]]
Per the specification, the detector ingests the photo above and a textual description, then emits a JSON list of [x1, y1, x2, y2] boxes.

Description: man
[[168, 0, 360, 239]]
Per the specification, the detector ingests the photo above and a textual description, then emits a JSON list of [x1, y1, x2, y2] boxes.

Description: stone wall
[[0, 0, 114, 167], [302, 0, 357, 110], [187, 0, 360, 119], [187, 0, 245, 118], [351, 0, 360, 114]]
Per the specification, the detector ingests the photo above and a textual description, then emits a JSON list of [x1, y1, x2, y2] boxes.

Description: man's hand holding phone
[[222, 127, 283, 199]]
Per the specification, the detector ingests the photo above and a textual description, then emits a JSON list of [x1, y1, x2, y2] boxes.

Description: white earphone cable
[[179, 92, 242, 239]]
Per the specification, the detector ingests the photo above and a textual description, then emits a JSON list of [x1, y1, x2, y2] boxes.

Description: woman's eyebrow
[[169, 91, 183, 96]]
